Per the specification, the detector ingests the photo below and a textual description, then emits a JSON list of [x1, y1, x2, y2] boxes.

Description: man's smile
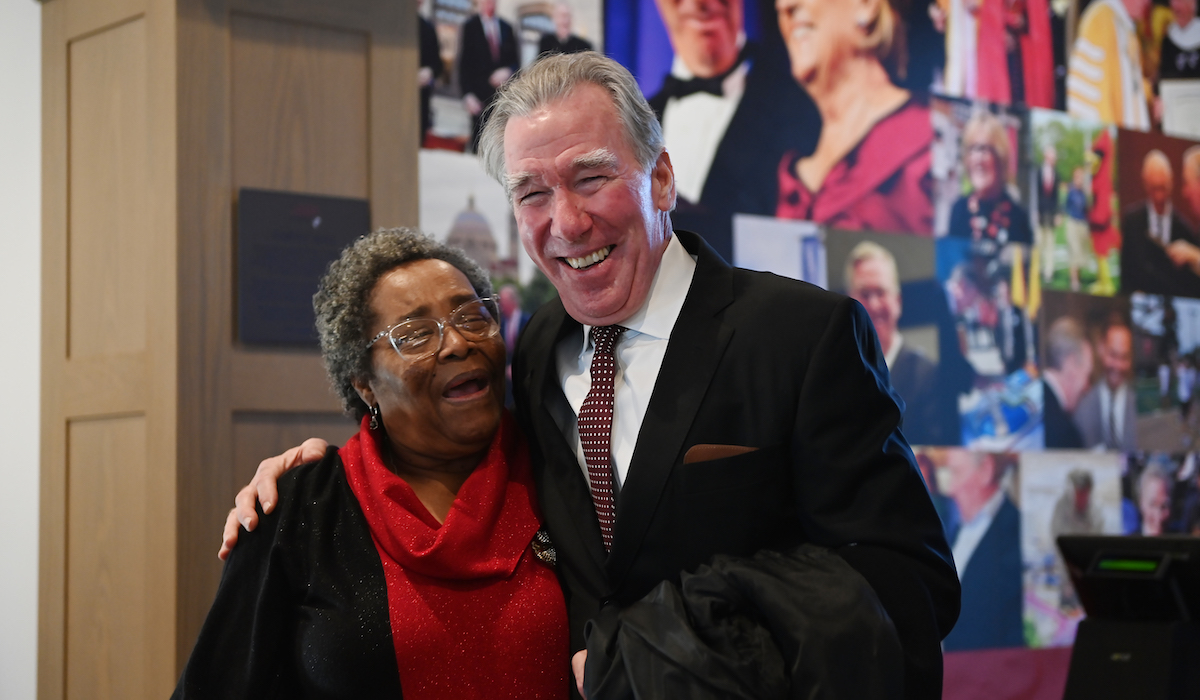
[[564, 245, 614, 270]]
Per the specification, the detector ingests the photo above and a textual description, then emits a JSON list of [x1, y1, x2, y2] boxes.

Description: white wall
[[0, 2, 41, 699]]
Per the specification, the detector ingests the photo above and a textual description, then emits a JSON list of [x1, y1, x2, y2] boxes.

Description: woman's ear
[[352, 377, 376, 409], [856, 0, 884, 31]]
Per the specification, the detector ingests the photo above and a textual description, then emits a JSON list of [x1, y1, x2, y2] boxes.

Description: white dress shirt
[[660, 43, 748, 205], [1097, 382, 1128, 447], [884, 332, 904, 370], [1149, 203, 1173, 246], [555, 234, 697, 489], [951, 487, 1006, 579]]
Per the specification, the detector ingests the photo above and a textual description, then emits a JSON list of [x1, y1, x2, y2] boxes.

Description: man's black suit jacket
[[458, 14, 519, 147], [941, 495, 1023, 651], [1043, 379, 1084, 449], [513, 231, 960, 699], [650, 54, 819, 261], [1120, 204, 1200, 297], [892, 345, 961, 446]]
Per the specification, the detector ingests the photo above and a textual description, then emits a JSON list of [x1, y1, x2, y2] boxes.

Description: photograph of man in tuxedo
[[224, 53, 959, 699], [458, 0, 519, 153], [647, 0, 817, 259]]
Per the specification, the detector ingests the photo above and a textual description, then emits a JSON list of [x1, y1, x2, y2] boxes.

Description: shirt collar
[[885, 333, 904, 370], [580, 233, 697, 353]]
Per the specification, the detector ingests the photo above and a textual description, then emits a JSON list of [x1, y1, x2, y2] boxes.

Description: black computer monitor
[[1057, 535, 1200, 623]]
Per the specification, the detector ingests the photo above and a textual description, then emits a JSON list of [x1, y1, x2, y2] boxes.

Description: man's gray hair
[[1045, 316, 1087, 370], [478, 51, 664, 193]]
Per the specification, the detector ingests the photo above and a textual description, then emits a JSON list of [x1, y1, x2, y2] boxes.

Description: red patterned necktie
[[579, 325, 624, 551]]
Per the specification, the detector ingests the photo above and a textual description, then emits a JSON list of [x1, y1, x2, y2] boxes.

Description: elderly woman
[[173, 229, 568, 698], [775, 0, 934, 234], [1137, 463, 1174, 537]]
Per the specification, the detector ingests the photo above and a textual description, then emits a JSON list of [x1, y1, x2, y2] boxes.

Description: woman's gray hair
[[477, 51, 664, 193], [313, 227, 495, 420]]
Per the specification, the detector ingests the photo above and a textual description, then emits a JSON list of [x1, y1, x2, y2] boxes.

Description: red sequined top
[[776, 98, 934, 236], [341, 412, 569, 699]]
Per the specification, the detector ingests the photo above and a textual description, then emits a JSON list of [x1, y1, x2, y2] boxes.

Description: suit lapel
[[607, 231, 736, 583], [522, 300, 610, 583]]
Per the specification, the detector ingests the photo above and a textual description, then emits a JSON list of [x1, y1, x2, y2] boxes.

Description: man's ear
[[352, 377, 376, 409], [651, 149, 677, 213]]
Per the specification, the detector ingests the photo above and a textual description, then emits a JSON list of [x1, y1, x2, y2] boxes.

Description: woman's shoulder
[[274, 447, 351, 510]]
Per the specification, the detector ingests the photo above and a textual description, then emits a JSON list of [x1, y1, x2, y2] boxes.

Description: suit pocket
[[675, 443, 787, 495]]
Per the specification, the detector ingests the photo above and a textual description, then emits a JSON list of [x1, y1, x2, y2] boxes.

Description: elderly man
[[1183, 146, 1200, 225], [938, 449, 1022, 651], [1043, 317, 1094, 449], [1073, 320, 1138, 452], [649, 0, 815, 258], [845, 241, 960, 446], [1033, 144, 1061, 284], [226, 53, 959, 698], [1066, 0, 1151, 129], [538, 2, 593, 57], [1122, 149, 1200, 296]]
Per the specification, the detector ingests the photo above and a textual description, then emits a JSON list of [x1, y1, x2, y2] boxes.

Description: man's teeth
[[566, 246, 613, 270]]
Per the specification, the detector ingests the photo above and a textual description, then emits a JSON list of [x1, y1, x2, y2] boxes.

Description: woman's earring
[[369, 404, 382, 431]]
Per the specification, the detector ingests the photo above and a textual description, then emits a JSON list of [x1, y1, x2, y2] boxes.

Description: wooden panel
[[60, 354, 148, 417], [67, 17, 149, 359], [66, 0, 145, 42], [40, 1, 71, 695], [65, 414, 148, 700], [230, 14, 369, 198], [229, 351, 343, 412], [230, 411, 358, 498]]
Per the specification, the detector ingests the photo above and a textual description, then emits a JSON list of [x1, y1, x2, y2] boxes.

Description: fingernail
[[242, 517, 251, 530], [263, 501, 272, 512]]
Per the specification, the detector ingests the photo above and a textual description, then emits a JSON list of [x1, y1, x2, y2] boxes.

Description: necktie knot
[[591, 325, 625, 355]]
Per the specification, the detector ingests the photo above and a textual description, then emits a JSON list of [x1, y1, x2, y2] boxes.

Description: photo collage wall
[[418, 0, 1200, 654]]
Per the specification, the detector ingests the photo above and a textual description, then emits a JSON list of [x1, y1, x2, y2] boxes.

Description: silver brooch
[[532, 528, 557, 566]]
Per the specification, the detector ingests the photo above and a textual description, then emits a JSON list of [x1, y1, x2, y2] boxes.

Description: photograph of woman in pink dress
[[775, 0, 934, 235]]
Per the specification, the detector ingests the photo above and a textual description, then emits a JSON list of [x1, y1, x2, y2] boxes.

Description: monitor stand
[[1063, 619, 1200, 700]]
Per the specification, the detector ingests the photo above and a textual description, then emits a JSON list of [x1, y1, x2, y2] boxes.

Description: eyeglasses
[[366, 296, 500, 361]]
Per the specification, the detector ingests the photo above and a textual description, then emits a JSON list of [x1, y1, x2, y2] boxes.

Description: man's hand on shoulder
[[218, 438, 330, 560]]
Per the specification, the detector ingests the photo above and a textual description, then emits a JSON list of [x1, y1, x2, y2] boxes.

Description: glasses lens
[[451, 300, 499, 340], [389, 319, 441, 359]]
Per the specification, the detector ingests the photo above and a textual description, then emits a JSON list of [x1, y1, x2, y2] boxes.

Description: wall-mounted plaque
[[236, 188, 371, 347]]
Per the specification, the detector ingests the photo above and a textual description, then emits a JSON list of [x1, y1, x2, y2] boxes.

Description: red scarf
[[341, 412, 568, 698]]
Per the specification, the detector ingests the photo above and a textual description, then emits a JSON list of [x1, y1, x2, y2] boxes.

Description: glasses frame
[[366, 296, 501, 361]]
